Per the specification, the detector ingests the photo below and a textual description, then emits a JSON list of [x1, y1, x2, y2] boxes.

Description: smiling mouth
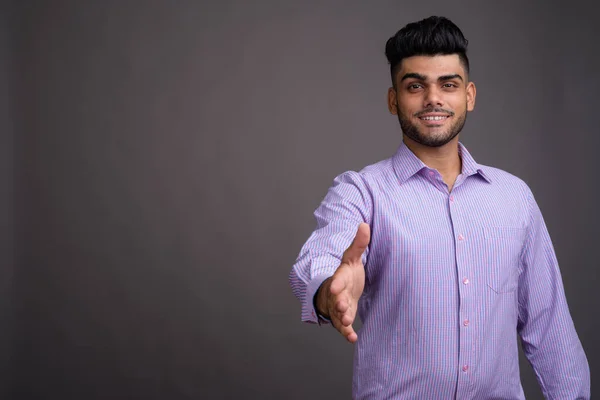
[[419, 115, 450, 122]]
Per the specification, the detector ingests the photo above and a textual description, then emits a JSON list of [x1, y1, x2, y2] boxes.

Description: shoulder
[[477, 164, 538, 216], [332, 157, 395, 189], [323, 157, 395, 208], [478, 164, 532, 193]]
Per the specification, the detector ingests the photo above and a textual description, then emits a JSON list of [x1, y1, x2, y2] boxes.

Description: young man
[[289, 16, 590, 399]]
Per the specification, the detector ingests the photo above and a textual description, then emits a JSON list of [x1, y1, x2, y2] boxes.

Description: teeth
[[420, 116, 447, 121]]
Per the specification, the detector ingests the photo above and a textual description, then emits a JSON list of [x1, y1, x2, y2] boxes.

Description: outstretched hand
[[316, 223, 370, 343]]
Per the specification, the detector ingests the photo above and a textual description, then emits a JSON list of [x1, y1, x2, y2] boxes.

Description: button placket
[[449, 188, 473, 387]]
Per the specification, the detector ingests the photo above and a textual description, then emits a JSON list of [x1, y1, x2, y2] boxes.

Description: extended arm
[[289, 171, 373, 341]]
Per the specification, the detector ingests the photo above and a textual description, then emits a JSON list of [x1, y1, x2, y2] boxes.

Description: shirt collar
[[392, 140, 492, 185]]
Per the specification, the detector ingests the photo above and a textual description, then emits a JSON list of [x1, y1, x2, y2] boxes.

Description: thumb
[[342, 223, 370, 265]]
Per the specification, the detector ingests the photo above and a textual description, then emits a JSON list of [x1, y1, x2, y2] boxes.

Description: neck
[[403, 135, 462, 191]]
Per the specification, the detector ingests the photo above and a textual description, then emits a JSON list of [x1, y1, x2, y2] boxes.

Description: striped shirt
[[289, 141, 590, 399]]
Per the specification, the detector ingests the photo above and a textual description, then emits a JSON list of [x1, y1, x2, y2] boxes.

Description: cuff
[[302, 273, 334, 324]]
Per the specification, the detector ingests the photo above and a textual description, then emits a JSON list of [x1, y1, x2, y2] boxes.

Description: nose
[[423, 87, 444, 108]]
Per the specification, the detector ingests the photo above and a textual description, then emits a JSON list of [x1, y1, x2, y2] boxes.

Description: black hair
[[385, 16, 469, 86]]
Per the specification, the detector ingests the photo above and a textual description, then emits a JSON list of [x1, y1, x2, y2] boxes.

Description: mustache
[[414, 108, 455, 117]]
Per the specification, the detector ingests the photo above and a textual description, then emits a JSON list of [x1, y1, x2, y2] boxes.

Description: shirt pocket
[[482, 226, 526, 294]]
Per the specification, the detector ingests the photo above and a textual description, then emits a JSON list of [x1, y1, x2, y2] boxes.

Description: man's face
[[387, 54, 476, 147]]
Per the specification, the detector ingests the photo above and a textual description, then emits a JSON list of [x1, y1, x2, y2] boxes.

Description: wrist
[[314, 277, 333, 320]]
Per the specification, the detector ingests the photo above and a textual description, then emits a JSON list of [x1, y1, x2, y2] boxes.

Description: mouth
[[418, 114, 451, 126]]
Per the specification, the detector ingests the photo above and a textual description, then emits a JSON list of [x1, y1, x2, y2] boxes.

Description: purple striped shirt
[[289, 141, 590, 399]]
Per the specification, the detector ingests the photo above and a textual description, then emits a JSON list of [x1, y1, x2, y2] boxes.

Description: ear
[[466, 81, 476, 111], [388, 87, 398, 115]]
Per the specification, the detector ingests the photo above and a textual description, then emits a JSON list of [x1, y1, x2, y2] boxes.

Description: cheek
[[397, 100, 419, 117], [449, 96, 468, 112]]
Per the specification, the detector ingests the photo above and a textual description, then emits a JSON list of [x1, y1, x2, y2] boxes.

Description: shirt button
[[463, 319, 470, 326], [449, 195, 454, 202], [429, 171, 435, 176], [462, 278, 470, 285], [458, 234, 465, 241], [462, 365, 469, 372]]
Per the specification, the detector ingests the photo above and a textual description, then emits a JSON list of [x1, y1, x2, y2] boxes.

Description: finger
[[340, 308, 354, 327], [346, 331, 358, 343], [335, 298, 349, 315], [342, 223, 371, 265], [332, 314, 358, 343], [332, 298, 355, 327], [339, 322, 357, 343], [329, 273, 347, 296]]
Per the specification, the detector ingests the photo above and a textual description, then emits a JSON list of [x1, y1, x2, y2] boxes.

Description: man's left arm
[[517, 188, 590, 399]]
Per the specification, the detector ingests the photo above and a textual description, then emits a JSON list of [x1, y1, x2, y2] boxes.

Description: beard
[[397, 105, 467, 148]]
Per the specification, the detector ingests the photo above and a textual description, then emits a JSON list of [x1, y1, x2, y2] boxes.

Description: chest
[[364, 180, 528, 294]]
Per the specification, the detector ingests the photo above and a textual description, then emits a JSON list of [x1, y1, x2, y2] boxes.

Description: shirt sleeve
[[289, 170, 373, 324], [517, 188, 590, 399]]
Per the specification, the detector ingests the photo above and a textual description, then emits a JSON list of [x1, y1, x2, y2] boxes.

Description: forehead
[[397, 54, 466, 80]]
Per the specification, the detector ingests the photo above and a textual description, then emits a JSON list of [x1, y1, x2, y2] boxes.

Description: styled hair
[[385, 16, 470, 86]]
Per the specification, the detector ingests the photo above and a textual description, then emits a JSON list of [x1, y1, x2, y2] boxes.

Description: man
[[289, 16, 590, 400]]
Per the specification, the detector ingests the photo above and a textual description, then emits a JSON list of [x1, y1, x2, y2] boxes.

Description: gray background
[[2, 0, 597, 399]]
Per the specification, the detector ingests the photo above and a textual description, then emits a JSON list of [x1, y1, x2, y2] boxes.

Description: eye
[[407, 83, 423, 91], [442, 83, 458, 88]]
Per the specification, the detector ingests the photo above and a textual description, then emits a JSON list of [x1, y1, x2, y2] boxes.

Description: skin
[[388, 54, 476, 191], [316, 54, 477, 343], [315, 223, 369, 343]]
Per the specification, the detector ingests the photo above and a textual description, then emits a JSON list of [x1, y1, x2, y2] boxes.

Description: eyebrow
[[400, 73, 464, 82], [438, 74, 463, 82]]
